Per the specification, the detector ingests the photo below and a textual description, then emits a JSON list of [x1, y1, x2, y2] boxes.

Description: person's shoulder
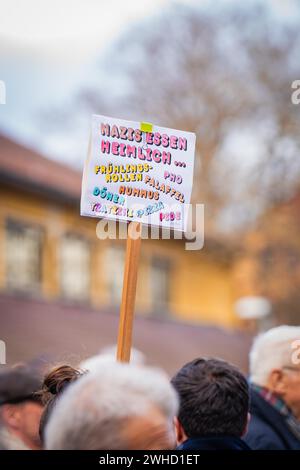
[[244, 413, 284, 450]]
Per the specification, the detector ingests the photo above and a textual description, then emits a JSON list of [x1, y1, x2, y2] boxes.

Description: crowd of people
[[0, 325, 300, 451]]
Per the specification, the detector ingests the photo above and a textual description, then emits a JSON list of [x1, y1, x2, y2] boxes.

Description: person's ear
[[173, 416, 187, 445], [241, 412, 251, 437], [2, 404, 21, 430], [269, 369, 287, 396]]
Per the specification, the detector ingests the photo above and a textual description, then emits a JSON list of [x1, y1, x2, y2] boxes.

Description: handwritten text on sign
[[81, 115, 196, 231]]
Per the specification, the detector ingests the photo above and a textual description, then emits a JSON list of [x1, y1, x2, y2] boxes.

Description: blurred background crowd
[[1, 326, 300, 450]]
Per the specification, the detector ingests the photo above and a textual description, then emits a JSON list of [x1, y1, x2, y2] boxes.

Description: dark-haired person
[[37, 365, 84, 446], [171, 358, 251, 450], [0, 365, 43, 450]]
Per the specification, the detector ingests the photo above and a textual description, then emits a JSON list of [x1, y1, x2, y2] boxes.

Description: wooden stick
[[116, 222, 142, 362]]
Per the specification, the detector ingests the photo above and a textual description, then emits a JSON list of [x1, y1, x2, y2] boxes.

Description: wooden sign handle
[[116, 222, 142, 362]]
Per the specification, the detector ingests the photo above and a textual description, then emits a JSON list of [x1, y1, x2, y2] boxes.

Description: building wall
[[0, 184, 239, 328], [232, 194, 300, 325]]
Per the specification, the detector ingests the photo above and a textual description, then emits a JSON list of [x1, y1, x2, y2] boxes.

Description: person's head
[[0, 365, 44, 449], [37, 365, 84, 446], [171, 358, 249, 445], [250, 325, 300, 418], [45, 362, 178, 450], [80, 346, 145, 372]]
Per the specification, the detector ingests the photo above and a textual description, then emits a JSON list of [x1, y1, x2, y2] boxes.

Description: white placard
[[81, 114, 196, 232]]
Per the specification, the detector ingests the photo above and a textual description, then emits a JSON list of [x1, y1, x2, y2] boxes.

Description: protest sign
[[81, 114, 196, 362], [81, 114, 196, 232]]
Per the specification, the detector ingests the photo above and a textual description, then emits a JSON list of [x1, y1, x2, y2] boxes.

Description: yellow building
[[233, 189, 300, 326], [0, 134, 239, 328]]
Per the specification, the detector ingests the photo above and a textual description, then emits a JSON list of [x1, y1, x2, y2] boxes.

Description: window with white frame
[[6, 219, 42, 292], [60, 234, 90, 301]]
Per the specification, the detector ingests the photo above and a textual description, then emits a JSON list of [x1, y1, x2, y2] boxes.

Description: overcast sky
[[0, 0, 298, 168]]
